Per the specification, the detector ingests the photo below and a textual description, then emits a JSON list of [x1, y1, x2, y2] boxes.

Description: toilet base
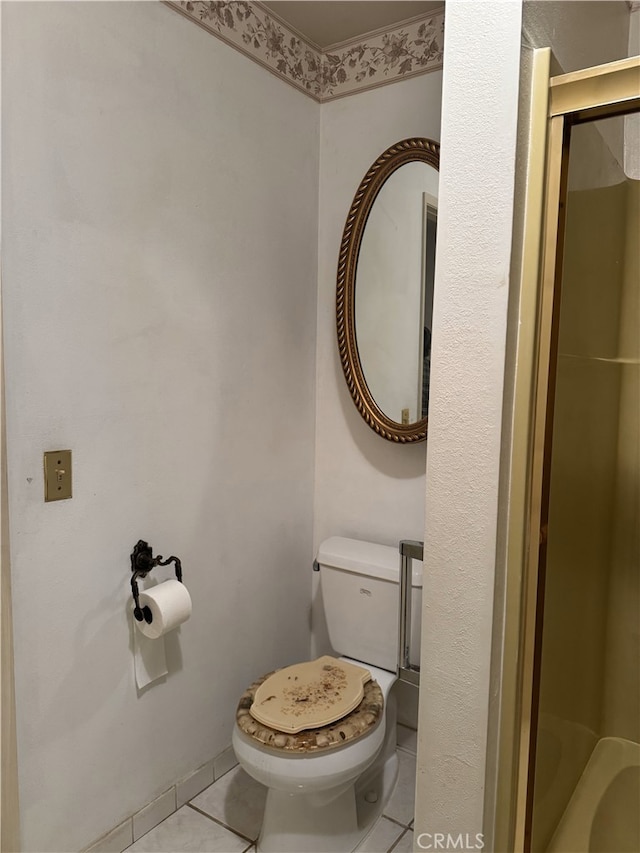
[[258, 783, 360, 853], [257, 750, 399, 853], [355, 747, 399, 840]]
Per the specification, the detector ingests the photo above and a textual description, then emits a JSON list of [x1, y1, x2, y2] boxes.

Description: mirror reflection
[[355, 161, 438, 425]]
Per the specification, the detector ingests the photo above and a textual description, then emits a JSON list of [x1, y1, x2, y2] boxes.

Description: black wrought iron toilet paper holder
[[130, 539, 183, 624]]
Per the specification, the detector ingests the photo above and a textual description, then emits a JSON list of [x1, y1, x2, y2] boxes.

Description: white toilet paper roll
[[135, 579, 192, 640]]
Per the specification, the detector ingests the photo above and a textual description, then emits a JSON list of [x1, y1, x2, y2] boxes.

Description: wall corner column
[[415, 0, 523, 846]]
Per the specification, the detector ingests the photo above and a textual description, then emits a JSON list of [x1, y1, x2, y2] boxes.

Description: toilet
[[232, 536, 423, 853]]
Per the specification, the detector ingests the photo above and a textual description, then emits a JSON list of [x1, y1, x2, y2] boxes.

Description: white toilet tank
[[317, 537, 423, 673]]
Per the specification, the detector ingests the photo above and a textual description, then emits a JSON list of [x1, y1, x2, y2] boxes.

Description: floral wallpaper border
[[166, 1, 444, 102]]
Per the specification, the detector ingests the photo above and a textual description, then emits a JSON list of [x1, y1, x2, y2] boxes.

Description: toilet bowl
[[232, 537, 422, 853], [233, 659, 398, 853]]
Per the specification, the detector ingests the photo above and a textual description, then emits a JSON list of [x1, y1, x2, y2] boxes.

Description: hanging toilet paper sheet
[[132, 579, 192, 688], [133, 625, 169, 689]]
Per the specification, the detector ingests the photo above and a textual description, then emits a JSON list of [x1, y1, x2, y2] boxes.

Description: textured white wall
[[523, 0, 630, 72], [313, 72, 442, 557], [1, 3, 318, 850], [523, 0, 631, 171], [414, 0, 522, 841], [311, 73, 442, 730]]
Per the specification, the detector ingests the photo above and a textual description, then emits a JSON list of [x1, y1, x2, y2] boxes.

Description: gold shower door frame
[[499, 55, 640, 853]]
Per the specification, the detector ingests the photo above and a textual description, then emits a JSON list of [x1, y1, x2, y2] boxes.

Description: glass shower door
[[529, 113, 640, 852]]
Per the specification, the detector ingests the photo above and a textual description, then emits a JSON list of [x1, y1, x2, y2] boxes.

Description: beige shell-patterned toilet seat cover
[[252, 656, 371, 732], [236, 657, 384, 753]]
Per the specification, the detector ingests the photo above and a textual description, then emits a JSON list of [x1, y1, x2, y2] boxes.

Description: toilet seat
[[251, 656, 372, 733], [236, 663, 384, 753]]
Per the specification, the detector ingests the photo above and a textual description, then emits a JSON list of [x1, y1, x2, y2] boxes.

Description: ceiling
[[260, 1, 444, 49]]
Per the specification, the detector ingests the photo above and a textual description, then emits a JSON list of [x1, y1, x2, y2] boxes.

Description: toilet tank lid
[[317, 536, 423, 587]]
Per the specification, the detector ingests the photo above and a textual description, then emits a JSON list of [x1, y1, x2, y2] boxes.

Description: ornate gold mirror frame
[[336, 137, 440, 443]]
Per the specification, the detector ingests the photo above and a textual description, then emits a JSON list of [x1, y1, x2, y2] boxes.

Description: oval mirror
[[337, 138, 439, 442]]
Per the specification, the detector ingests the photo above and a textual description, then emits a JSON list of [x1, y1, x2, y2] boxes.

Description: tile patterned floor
[[126, 725, 416, 853]]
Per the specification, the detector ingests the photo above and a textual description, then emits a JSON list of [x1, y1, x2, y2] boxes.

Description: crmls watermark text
[[416, 832, 484, 850]]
